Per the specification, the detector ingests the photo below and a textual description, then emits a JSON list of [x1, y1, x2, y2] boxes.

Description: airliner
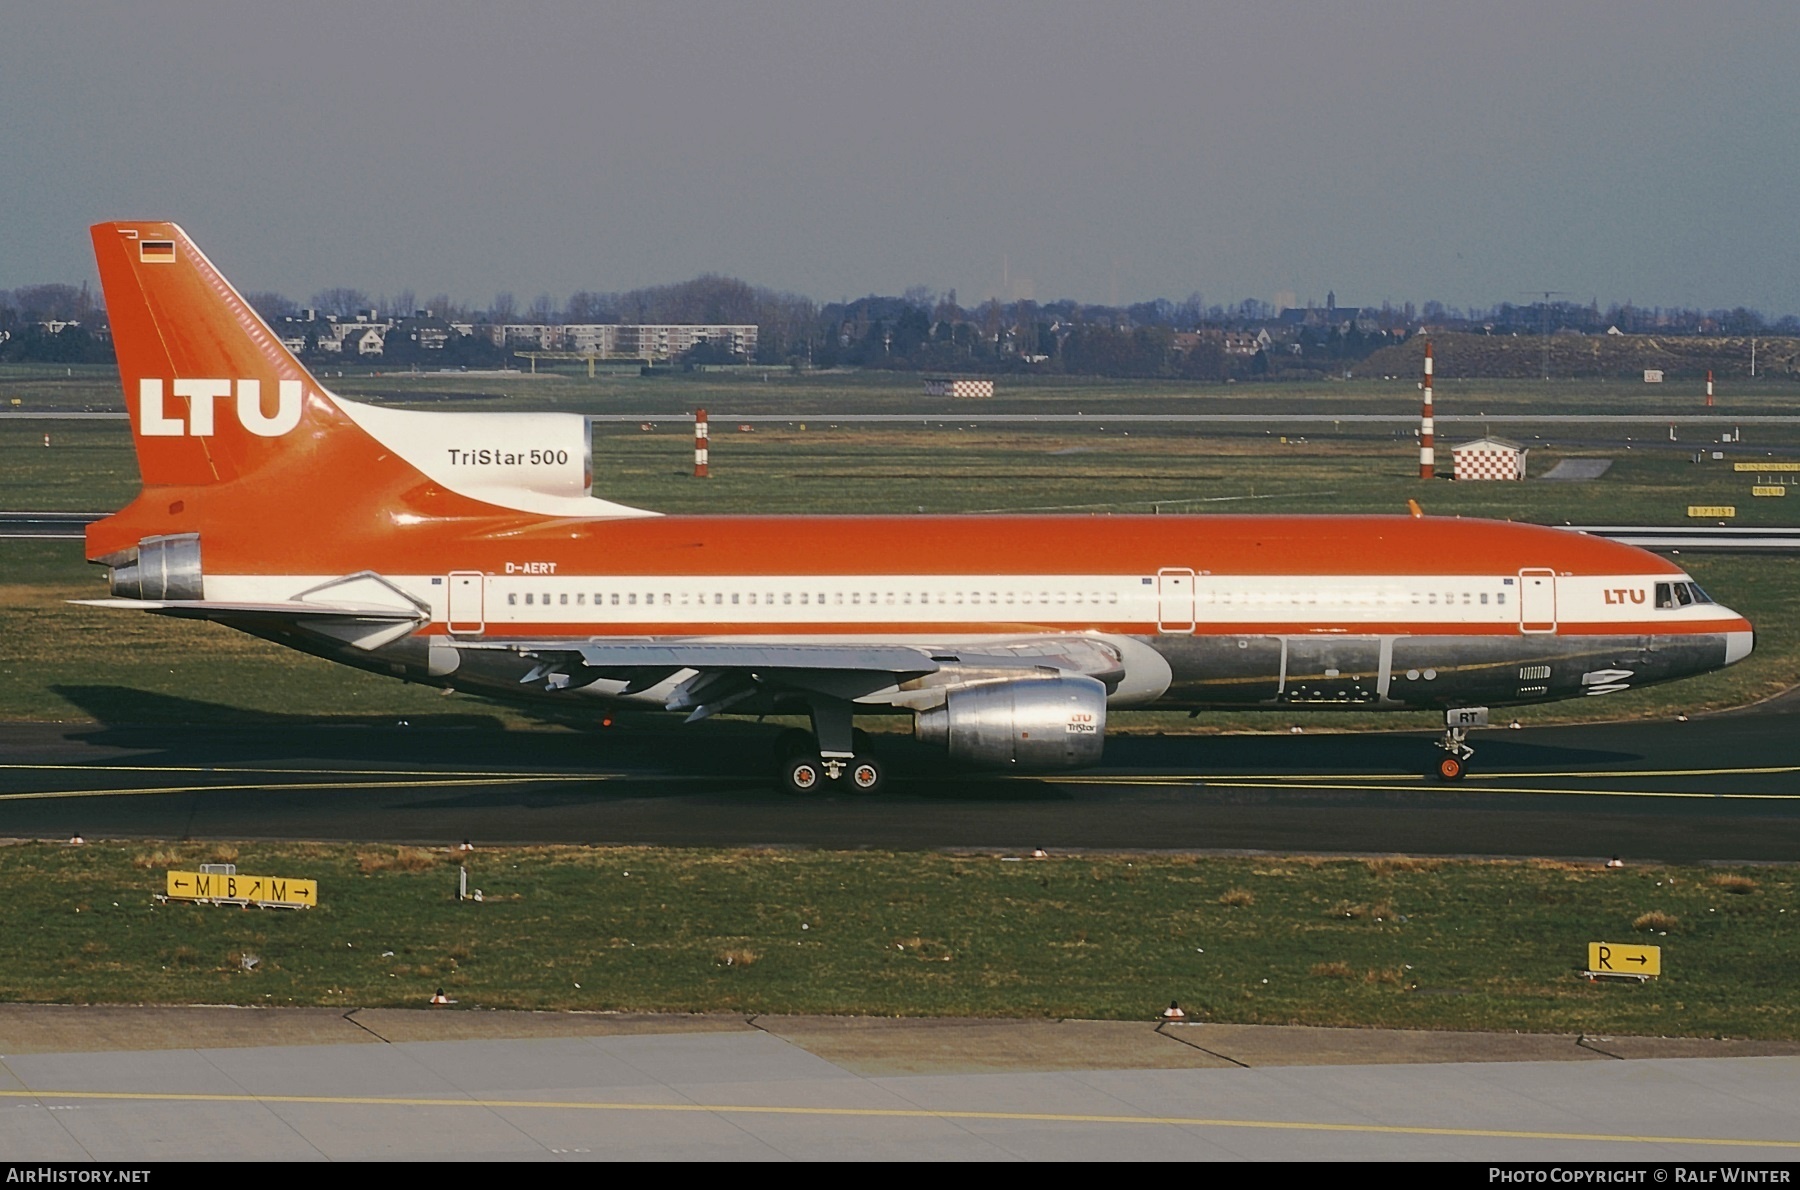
[[81, 222, 1754, 790]]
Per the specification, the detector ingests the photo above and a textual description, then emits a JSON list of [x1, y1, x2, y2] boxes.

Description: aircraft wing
[[465, 635, 1126, 722]]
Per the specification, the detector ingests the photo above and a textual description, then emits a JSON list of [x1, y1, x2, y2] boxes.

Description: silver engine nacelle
[[105, 533, 204, 600], [914, 675, 1107, 770]]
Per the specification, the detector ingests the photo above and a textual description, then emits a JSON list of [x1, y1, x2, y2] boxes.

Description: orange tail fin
[[92, 221, 335, 487]]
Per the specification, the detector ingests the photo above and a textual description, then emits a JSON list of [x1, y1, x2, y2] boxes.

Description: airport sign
[[1586, 941, 1660, 978], [1686, 505, 1737, 518], [166, 870, 317, 908]]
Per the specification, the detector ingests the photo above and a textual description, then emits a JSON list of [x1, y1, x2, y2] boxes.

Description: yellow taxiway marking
[[1200, 780, 1800, 801], [0, 776, 601, 803], [1059, 775, 1800, 800], [1466, 765, 1800, 780], [1059, 763, 1800, 784], [0, 1088, 1792, 1149], [0, 763, 610, 779]]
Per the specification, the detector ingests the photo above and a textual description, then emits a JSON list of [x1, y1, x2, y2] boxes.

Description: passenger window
[[1497, 592, 1506, 605], [852, 593, 861, 605], [610, 593, 619, 606], [525, 593, 534, 606], [628, 593, 637, 606], [1480, 593, 1488, 605], [508, 593, 517, 606], [661, 593, 670, 606], [731, 593, 739, 605], [783, 593, 792, 606], [560, 593, 568, 606], [1427, 593, 1436, 605]]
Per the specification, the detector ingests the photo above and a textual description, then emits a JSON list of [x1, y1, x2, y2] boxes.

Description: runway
[[2, 706, 1798, 860]]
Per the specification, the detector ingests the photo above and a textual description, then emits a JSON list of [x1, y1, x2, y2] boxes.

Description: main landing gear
[[775, 700, 885, 795], [1432, 707, 1486, 782]]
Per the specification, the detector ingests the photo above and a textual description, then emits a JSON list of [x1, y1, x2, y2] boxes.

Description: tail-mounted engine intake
[[915, 674, 1107, 770], [103, 533, 204, 600]]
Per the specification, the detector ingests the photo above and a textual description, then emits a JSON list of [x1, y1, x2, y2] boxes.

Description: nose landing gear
[[1432, 708, 1486, 782]]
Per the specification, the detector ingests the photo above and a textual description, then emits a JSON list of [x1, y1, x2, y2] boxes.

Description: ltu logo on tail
[[138, 379, 303, 437]]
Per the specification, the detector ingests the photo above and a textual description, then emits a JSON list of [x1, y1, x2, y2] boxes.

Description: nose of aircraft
[[1724, 624, 1755, 666]]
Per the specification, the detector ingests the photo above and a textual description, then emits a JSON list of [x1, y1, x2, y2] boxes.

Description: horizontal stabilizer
[[69, 598, 425, 621]]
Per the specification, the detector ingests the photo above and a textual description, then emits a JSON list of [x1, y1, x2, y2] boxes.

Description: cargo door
[[447, 571, 485, 635], [1157, 568, 1195, 634], [1518, 568, 1556, 634]]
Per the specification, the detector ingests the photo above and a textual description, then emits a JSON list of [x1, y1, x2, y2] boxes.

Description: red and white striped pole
[[1705, 369, 1715, 408], [693, 408, 709, 478], [1419, 341, 1435, 479]]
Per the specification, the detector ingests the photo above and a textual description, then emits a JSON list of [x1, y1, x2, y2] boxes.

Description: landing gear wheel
[[1435, 754, 1467, 782], [847, 755, 885, 794], [781, 754, 829, 795]]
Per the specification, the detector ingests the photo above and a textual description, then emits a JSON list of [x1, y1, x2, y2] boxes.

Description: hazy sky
[[5, 2, 1798, 314]]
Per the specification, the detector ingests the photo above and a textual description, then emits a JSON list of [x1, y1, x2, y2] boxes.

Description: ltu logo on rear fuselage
[[137, 379, 303, 437]]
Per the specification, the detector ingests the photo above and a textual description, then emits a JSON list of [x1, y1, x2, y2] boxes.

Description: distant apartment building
[[562, 324, 623, 355], [613, 324, 758, 361], [507, 323, 759, 362]]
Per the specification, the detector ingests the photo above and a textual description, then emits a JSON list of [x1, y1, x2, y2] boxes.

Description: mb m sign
[[165, 865, 317, 909]]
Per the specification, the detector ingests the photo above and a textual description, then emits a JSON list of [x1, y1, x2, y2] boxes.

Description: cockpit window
[[1657, 581, 1714, 609]]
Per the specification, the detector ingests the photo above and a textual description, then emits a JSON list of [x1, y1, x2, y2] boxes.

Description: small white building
[[1451, 436, 1528, 481]]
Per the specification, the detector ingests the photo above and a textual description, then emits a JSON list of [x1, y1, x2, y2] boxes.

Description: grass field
[[3, 841, 1791, 1036]]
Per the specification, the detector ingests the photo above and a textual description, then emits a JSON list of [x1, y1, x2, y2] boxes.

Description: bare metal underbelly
[[1145, 631, 1724, 709]]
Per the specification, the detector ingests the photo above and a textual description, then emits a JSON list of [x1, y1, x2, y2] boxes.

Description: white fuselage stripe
[[200, 572, 1740, 632]]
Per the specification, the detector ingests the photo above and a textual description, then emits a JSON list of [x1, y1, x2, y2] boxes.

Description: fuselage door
[[1518, 568, 1556, 634], [447, 571, 485, 635], [1157, 567, 1196, 634]]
